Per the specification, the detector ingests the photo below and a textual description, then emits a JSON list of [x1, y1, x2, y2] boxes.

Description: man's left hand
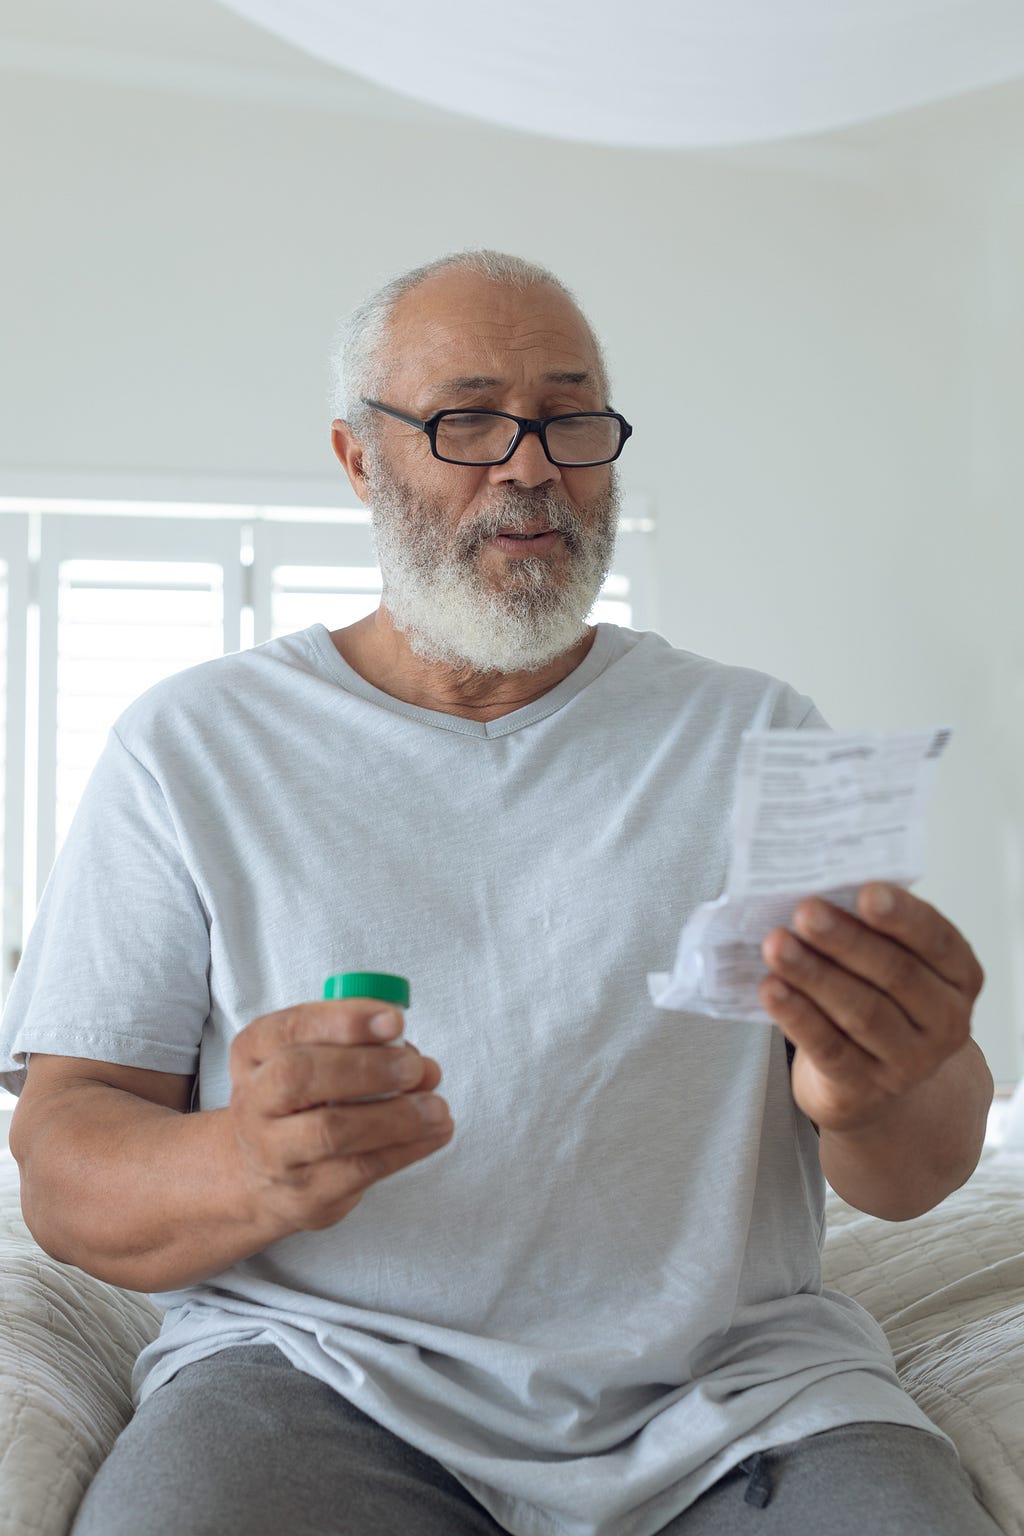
[[759, 883, 985, 1134]]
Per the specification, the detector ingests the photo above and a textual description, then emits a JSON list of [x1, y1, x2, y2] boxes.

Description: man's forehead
[[386, 275, 600, 398]]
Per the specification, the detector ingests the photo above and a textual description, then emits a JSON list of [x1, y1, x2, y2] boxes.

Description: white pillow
[[0, 1149, 161, 1534], [823, 1148, 1024, 1536]]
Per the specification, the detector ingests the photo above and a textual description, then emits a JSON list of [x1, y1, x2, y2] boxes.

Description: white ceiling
[[2, 0, 1022, 175], [215, 0, 1024, 149]]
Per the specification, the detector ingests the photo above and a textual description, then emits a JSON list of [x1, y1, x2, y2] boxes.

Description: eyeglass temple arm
[[361, 400, 430, 431]]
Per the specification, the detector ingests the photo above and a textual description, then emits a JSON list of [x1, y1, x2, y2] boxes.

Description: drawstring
[[737, 1451, 774, 1508]]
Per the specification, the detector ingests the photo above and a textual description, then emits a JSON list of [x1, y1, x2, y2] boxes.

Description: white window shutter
[[0, 516, 29, 1001], [250, 517, 380, 643], [35, 516, 243, 892]]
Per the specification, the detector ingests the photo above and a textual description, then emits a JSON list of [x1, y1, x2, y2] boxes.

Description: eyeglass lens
[[435, 412, 620, 465]]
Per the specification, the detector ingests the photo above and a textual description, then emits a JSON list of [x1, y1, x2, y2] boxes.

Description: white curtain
[[214, 0, 1024, 145]]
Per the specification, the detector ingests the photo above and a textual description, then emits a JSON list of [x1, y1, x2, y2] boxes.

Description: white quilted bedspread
[[1, 1146, 1023, 1536], [0, 1151, 160, 1536], [821, 1147, 1024, 1536]]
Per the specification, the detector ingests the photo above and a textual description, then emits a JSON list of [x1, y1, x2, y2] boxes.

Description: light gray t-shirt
[[0, 623, 948, 1536]]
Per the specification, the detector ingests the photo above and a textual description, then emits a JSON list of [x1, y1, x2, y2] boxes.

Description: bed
[[1, 1143, 1023, 1536]]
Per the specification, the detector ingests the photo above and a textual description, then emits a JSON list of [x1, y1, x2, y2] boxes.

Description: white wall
[[1, 63, 1021, 1080]]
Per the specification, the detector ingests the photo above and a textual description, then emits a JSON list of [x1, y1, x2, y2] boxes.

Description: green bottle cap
[[323, 972, 410, 1008]]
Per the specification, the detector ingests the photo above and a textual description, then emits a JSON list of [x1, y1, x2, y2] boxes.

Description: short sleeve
[[0, 727, 211, 1096], [797, 702, 829, 729], [771, 686, 829, 733]]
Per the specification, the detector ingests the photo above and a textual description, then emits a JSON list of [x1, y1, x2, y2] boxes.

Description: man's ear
[[331, 420, 371, 504]]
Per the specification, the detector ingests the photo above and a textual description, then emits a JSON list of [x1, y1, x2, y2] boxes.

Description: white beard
[[364, 459, 620, 676]]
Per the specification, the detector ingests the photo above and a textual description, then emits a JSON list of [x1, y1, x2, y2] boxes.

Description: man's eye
[[445, 413, 494, 430]]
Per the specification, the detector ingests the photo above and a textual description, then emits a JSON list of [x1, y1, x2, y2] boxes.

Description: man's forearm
[[13, 1085, 283, 1292], [818, 1037, 993, 1220]]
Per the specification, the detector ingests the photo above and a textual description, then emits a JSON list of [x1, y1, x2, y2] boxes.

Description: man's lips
[[488, 530, 563, 554]]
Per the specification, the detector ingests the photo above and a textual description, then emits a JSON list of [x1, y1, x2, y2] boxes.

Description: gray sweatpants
[[72, 1345, 1004, 1536]]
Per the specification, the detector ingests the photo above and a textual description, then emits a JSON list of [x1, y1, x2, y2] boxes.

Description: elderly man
[[2, 251, 998, 1536]]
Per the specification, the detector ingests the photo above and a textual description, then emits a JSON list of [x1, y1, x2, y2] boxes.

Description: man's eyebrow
[[543, 370, 593, 387], [427, 370, 596, 401], [433, 376, 502, 396]]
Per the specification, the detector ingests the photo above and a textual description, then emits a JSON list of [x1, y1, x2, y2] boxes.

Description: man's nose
[[488, 428, 561, 490]]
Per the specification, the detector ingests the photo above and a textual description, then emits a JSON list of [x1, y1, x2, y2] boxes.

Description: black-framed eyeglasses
[[361, 399, 633, 467]]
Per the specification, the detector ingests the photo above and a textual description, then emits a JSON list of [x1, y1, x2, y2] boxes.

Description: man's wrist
[[213, 1104, 304, 1252], [818, 1039, 992, 1219]]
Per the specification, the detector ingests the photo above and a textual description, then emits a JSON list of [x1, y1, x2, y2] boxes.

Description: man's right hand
[[229, 999, 453, 1238]]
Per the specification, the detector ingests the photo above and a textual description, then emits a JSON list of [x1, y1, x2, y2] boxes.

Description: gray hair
[[328, 249, 611, 437]]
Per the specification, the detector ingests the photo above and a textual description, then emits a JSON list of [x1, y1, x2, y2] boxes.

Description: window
[[0, 496, 656, 1107], [0, 514, 29, 1033], [54, 556, 228, 862]]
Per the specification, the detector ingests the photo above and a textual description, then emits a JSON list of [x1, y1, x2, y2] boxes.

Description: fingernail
[[866, 886, 895, 918], [414, 1095, 450, 1125], [392, 1051, 423, 1086], [801, 902, 834, 936], [370, 1010, 401, 1039], [778, 933, 802, 965]]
